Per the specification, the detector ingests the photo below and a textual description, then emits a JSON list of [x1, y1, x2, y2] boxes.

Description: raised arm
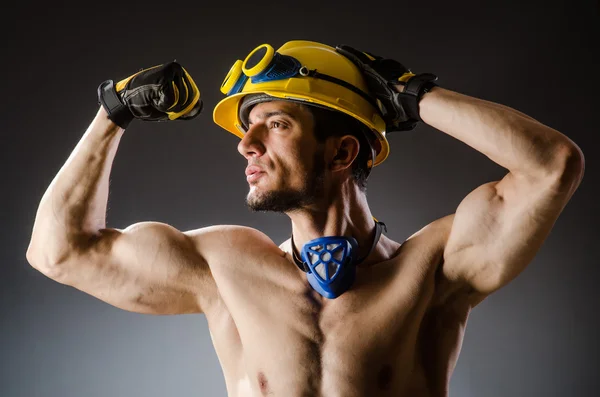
[[419, 88, 584, 303], [328, 45, 584, 304], [26, 63, 215, 314], [26, 107, 218, 314]]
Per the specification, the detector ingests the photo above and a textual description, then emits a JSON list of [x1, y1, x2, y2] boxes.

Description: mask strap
[[291, 220, 387, 273], [357, 220, 386, 263], [291, 241, 310, 272]]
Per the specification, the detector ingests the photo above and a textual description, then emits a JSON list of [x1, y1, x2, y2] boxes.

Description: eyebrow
[[249, 110, 297, 124]]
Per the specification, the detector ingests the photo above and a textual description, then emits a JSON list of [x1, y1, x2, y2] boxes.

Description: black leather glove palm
[[335, 45, 438, 132], [98, 61, 202, 129]]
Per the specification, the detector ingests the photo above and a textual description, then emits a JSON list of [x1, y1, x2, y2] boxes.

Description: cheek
[[269, 135, 318, 182], [269, 139, 297, 166], [270, 150, 305, 186], [275, 153, 301, 181]]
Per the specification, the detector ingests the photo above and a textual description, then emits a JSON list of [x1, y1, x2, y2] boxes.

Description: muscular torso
[[200, 218, 475, 397]]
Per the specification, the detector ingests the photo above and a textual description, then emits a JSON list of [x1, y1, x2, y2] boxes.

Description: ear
[[330, 135, 360, 172]]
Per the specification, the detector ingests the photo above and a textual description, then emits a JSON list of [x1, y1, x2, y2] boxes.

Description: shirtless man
[[26, 41, 584, 396]]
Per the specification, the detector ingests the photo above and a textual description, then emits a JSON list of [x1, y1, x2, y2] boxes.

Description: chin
[[246, 188, 260, 204], [247, 184, 274, 204], [246, 184, 314, 213], [246, 191, 273, 212]]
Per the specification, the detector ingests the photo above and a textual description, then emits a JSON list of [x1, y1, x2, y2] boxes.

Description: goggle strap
[[307, 69, 379, 112]]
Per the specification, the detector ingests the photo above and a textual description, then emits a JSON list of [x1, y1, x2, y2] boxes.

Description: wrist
[[396, 73, 439, 122], [97, 80, 134, 129], [93, 106, 126, 135]]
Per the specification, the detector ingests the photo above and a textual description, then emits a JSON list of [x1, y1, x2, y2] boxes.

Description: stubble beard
[[246, 151, 326, 213]]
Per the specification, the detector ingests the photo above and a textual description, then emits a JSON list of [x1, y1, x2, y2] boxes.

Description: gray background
[[2, 0, 598, 396]]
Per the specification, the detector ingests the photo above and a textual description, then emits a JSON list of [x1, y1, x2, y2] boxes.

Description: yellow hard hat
[[212, 40, 390, 166]]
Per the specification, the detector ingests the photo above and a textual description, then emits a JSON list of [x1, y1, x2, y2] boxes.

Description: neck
[[287, 180, 376, 261]]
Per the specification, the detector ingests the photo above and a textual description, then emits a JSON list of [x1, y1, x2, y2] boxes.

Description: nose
[[237, 123, 267, 159]]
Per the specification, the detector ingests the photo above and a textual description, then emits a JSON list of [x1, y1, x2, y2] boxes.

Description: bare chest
[[206, 236, 452, 396]]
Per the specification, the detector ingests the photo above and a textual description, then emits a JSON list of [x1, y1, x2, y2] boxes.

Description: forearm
[[27, 107, 124, 266], [418, 87, 580, 178]]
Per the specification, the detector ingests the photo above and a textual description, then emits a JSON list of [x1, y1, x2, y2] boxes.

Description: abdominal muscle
[[204, 230, 469, 397]]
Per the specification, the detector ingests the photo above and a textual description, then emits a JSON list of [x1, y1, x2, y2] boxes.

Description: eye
[[269, 121, 287, 130]]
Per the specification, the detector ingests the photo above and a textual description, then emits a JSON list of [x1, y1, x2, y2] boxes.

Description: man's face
[[237, 100, 327, 212]]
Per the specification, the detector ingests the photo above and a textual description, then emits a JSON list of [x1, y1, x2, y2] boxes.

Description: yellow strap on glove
[[98, 61, 202, 128]]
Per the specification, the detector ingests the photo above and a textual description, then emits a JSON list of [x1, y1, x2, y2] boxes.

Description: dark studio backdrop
[[1, 0, 598, 396]]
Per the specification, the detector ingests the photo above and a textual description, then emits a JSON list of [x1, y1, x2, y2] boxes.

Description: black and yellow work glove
[[335, 45, 438, 132], [97, 61, 202, 129]]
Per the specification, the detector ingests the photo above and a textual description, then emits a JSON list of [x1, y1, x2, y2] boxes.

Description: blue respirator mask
[[291, 221, 386, 299]]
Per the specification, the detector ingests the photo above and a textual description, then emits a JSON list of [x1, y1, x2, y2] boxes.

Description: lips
[[245, 165, 265, 183], [245, 165, 263, 176]]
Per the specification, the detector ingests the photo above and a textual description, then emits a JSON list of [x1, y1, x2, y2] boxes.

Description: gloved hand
[[97, 61, 202, 129], [335, 45, 438, 132]]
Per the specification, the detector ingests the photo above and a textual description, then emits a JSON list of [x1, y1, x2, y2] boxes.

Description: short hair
[[307, 105, 375, 192]]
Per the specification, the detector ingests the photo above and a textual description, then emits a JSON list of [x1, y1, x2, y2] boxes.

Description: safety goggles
[[220, 44, 377, 108]]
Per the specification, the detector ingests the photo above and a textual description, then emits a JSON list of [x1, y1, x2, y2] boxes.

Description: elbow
[[25, 242, 69, 281], [561, 140, 585, 173], [569, 144, 585, 182], [26, 231, 98, 283], [548, 142, 585, 190]]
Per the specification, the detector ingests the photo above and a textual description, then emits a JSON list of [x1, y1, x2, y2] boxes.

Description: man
[[26, 40, 584, 396]]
